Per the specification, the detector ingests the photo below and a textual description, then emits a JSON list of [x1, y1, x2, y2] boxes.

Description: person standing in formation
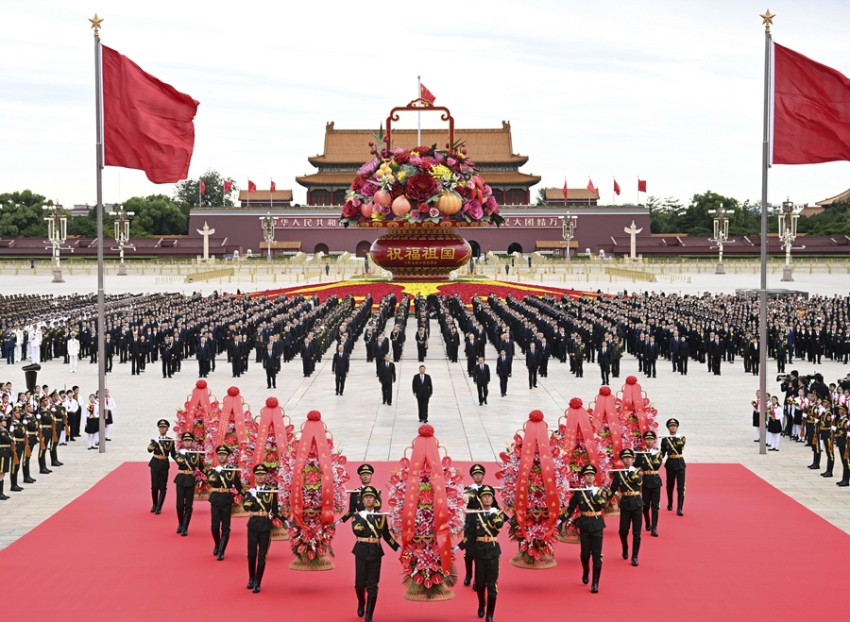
[[243, 464, 280, 594], [457, 484, 504, 622], [147, 419, 175, 514], [525, 342, 539, 389], [637, 431, 662, 537], [564, 464, 609, 594], [661, 418, 686, 516], [67, 333, 80, 373], [174, 432, 202, 536], [598, 340, 611, 386], [206, 445, 243, 561], [473, 356, 490, 406], [610, 448, 644, 567], [415, 326, 428, 362], [834, 404, 849, 487], [103, 389, 115, 442], [263, 343, 280, 389], [379, 354, 395, 406], [412, 365, 433, 423], [0, 421, 11, 500], [332, 344, 349, 396], [818, 398, 836, 477], [350, 485, 398, 622]]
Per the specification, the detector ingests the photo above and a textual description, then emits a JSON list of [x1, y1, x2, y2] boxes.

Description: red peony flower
[[569, 397, 583, 409], [350, 176, 365, 193], [626, 375, 638, 385], [529, 410, 544, 422], [305, 470, 321, 486], [529, 471, 544, 487], [405, 173, 439, 202], [412, 146, 431, 156], [599, 386, 612, 396], [418, 487, 434, 506], [393, 149, 410, 164], [342, 201, 360, 219]]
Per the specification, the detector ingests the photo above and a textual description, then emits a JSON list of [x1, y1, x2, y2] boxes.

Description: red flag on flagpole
[[420, 83, 436, 104], [638, 179, 647, 193], [587, 179, 596, 194], [223, 180, 233, 194], [773, 42, 850, 164], [562, 180, 568, 202], [613, 179, 621, 196], [270, 180, 276, 193], [248, 180, 257, 193], [101, 45, 199, 183], [199, 180, 205, 195]]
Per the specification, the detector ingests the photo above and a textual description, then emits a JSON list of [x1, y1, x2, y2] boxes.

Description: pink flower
[[464, 199, 483, 220], [358, 159, 380, 177], [409, 209, 422, 220], [428, 207, 440, 218]]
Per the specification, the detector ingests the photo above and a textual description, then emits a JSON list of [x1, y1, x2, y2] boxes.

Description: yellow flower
[[371, 211, 385, 221], [429, 164, 452, 181], [398, 170, 407, 181]]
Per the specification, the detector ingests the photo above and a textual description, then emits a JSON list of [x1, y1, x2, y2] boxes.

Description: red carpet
[[2, 462, 846, 620]]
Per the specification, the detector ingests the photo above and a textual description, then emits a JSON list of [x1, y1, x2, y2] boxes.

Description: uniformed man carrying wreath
[[637, 431, 663, 536], [0, 420, 11, 500], [462, 463, 499, 587], [342, 464, 382, 523], [243, 464, 280, 594], [661, 418, 686, 516], [563, 464, 609, 593], [206, 445, 244, 560], [174, 432, 203, 536], [610, 448, 644, 566], [351, 485, 398, 622], [147, 419, 176, 514], [457, 484, 504, 622]]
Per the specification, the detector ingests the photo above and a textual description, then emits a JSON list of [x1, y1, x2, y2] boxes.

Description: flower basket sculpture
[[589, 385, 628, 517], [555, 398, 612, 536], [208, 387, 255, 518], [386, 425, 465, 601], [250, 397, 293, 538], [175, 380, 219, 501], [279, 410, 349, 570], [496, 410, 567, 569], [616, 376, 660, 452], [339, 100, 502, 281]]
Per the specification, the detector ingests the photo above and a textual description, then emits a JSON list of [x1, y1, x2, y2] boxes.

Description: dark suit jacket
[[473, 364, 490, 385], [525, 349, 539, 369], [379, 361, 396, 385], [496, 356, 512, 377], [263, 351, 281, 372], [412, 374, 433, 400], [332, 352, 349, 376], [598, 349, 611, 369]]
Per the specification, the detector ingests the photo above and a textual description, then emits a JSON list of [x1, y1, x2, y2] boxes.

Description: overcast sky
[[2, 0, 849, 208]]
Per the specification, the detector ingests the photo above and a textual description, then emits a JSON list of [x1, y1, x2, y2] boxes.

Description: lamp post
[[260, 212, 275, 269], [44, 202, 68, 283], [108, 206, 135, 275], [708, 203, 734, 275], [560, 211, 577, 264], [778, 199, 801, 282]]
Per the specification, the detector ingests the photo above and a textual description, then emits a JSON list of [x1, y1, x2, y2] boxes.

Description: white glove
[[248, 488, 257, 496], [628, 466, 636, 472], [452, 545, 460, 552], [359, 510, 369, 519], [832, 427, 837, 432], [215, 466, 223, 472], [650, 449, 659, 455], [590, 486, 599, 494], [178, 449, 187, 455], [488, 508, 498, 515], [469, 484, 479, 490]]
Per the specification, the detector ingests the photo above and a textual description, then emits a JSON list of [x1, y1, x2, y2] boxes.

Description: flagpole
[[758, 10, 774, 457], [247, 179, 250, 209], [636, 176, 639, 206], [417, 76, 421, 145], [91, 15, 108, 454]]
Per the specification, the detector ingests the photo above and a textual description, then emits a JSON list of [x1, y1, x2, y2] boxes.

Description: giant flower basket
[[496, 410, 568, 569], [616, 376, 660, 452], [589, 386, 630, 516], [278, 410, 349, 570], [339, 100, 502, 281], [554, 398, 611, 541], [249, 397, 294, 539], [207, 386, 256, 518], [386, 425, 465, 601], [175, 380, 219, 500]]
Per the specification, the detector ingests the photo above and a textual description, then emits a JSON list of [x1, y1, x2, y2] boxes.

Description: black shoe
[[477, 589, 486, 618], [11, 486, 24, 492], [0, 494, 9, 500], [246, 579, 255, 590], [253, 584, 261, 594], [622, 549, 628, 560], [631, 556, 639, 567], [464, 574, 472, 587], [677, 509, 684, 516], [651, 527, 658, 537], [151, 505, 157, 513], [821, 472, 833, 478], [51, 462, 63, 467], [837, 481, 849, 487], [590, 566, 601, 593], [24, 478, 36, 484], [667, 504, 673, 511], [581, 558, 590, 585], [40, 469, 51, 474]]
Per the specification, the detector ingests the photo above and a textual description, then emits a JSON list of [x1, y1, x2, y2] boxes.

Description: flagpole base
[[52, 268, 65, 283], [780, 265, 793, 282], [715, 262, 725, 275], [117, 262, 127, 276]]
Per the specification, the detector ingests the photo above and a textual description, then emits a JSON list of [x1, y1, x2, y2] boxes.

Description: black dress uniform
[[457, 484, 504, 622], [342, 464, 382, 522], [636, 431, 663, 536], [36, 401, 56, 474], [206, 445, 244, 560], [819, 403, 836, 477], [462, 464, 500, 588], [564, 464, 609, 593], [146, 419, 176, 514], [9, 411, 28, 490], [0, 424, 11, 500], [23, 411, 40, 483], [805, 397, 821, 469], [351, 486, 399, 622], [661, 418, 686, 515], [243, 464, 280, 593], [174, 432, 204, 535], [834, 405, 849, 487], [610, 449, 644, 566]]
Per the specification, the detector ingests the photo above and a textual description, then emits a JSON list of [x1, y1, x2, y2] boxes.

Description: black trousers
[[611, 359, 620, 377], [665, 467, 686, 509], [680, 358, 688, 375], [837, 441, 849, 481], [641, 486, 660, 527], [162, 357, 172, 378], [575, 361, 583, 378], [578, 527, 603, 569], [417, 398, 429, 421], [381, 381, 393, 405], [645, 359, 656, 377], [247, 527, 272, 578], [528, 367, 537, 388], [131, 356, 141, 375], [477, 382, 488, 404], [335, 373, 346, 395], [600, 365, 609, 385], [499, 375, 508, 396], [175, 483, 194, 523], [69, 408, 82, 438], [354, 556, 383, 597], [150, 464, 169, 504], [266, 369, 277, 388], [820, 434, 834, 473], [211, 502, 233, 540], [417, 343, 426, 361], [473, 554, 499, 598], [671, 353, 679, 372], [619, 505, 642, 545]]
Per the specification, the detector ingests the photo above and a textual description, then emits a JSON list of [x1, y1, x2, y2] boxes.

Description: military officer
[[834, 404, 849, 487], [146, 419, 176, 514], [36, 395, 55, 474], [462, 463, 499, 587], [0, 419, 11, 500], [8, 408, 28, 491], [636, 431, 663, 536], [22, 405, 39, 484], [351, 485, 399, 622], [661, 418, 686, 516], [610, 448, 644, 566], [206, 445, 244, 560], [342, 464, 381, 523], [819, 400, 836, 478], [564, 464, 609, 593], [805, 392, 821, 470], [174, 432, 203, 536], [243, 464, 280, 594]]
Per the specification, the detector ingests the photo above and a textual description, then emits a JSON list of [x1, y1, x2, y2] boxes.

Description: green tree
[[125, 194, 188, 236], [535, 187, 547, 206], [67, 206, 116, 238], [797, 201, 850, 235], [174, 169, 237, 210], [0, 190, 51, 237], [647, 195, 685, 234]]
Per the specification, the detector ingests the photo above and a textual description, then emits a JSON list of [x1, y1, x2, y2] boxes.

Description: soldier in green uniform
[[564, 464, 610, 593], [206, 445, 244, 560], [819, 399, 836, 478], [462, 463, 497, 587], [36, 395, 55, 474], [661, 418, 686, 516], [0, 418, 11, 500], [22, 404, 39, 484], [243, 464, 280, 594], [342, 464, 381, 522], [8, 407, 27, 491], [637, 431, 662, 536], [147, 419, 176, 514], [457, 484, 504, 622], [610, 448, 644, 566], [805, 392, 821, 470], [351, 485, 398, 622], [174, 432, 203, 536], [834, 404, 849, 487]]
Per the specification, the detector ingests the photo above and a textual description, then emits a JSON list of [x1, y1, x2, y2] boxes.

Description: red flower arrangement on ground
[[617, 376, 660, 451], [205, 386, 256, 486]]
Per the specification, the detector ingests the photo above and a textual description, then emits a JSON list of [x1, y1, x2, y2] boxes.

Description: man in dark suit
[[196, 335, 212, 378], [412, 365, 433, 422], [263, 343, 280, 389], [332, 344, 349, 396], [473, 356, 490, 405], [373, 333, 389, 377], [598, 341, 611, 385], [465, 333, 479, 377], [645, 336, 658, 378], [525, 343, 539, 389], [499, 333, 515, 359], [160, 336, 174, 378], [379, 354, 396, 406], [538, 337, 550, 377], [496, 349, 512, 397], [129, 331, 143, 375], [678, 336, 690, 375]]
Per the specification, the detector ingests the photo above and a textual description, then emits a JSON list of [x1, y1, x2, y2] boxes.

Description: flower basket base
[[270, 526, 290, 541], [231, 504, 249, 518], [557, 531, 580, 545], [509, 551, 557, 569], [194, 492, 209, 502], [289, 553, 335, 571], [604, 504, 620, 517], [402, 583, 455, 602], [370, 227, 472, 282]]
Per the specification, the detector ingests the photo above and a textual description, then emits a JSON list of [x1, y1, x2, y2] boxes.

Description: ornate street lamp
[[708, 203, 735, 275], [44, 202, 69, 283], [560, 211, 577, 262], [260, 212, 275, 267], [108, 206, 135, 275], [778, 199, 803, 282]]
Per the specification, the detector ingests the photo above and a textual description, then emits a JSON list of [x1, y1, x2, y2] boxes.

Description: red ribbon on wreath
[[291, 410, 335, 528], [216, 386, 249, 449], [591, 386, 625, 469], [402, 425, 453, 575], [253, 397, 291, 478], [621, 376, 651, 438], [185, 380, 215, 431], [561, 398, 601, 485], [515, 410, 561, 542]]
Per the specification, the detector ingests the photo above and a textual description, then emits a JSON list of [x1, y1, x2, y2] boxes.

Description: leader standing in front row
[[412, 365, 433, 422]]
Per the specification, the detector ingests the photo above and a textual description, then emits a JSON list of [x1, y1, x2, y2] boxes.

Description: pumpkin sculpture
[[436, 192, 463, 216]]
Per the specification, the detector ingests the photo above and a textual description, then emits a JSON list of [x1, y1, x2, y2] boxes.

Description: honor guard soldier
[[610, 448, 644, 566], [206, 445, 244, 560], [351, 485, 399, 622], [462, 463, 499, 587], [661, 418, 686, 516], [805, 392, 821, 470], [23, 406, 40, 484], [342, 464, 381, 522], [0, 420, 11, 500], [834, 405, 849, 487], [9, 408, 27, 491], [36, 396, 56, 474], [636, 431, 662, 536], [243, 464, 280, 594], [564, 464, 609, 593], [174, 432, 203, 536], [818, 400, 836, 478], [147, 419, 176, 515], [457, 484, 504, 622]]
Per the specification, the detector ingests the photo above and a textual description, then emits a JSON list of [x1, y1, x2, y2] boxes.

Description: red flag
[[587, 179, 596, 194], [638, 179, 647, 193], [613, 179, 621, 196], [270, 180, 276, 193], [562, 180, 568, 201], [773, 42, 850, 164], [248, 180, 257, 193], [223, 180, 233, 194], [419, 82, 436, 104], [101, 45, 199, 184], [199, 180, 205, 195]]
